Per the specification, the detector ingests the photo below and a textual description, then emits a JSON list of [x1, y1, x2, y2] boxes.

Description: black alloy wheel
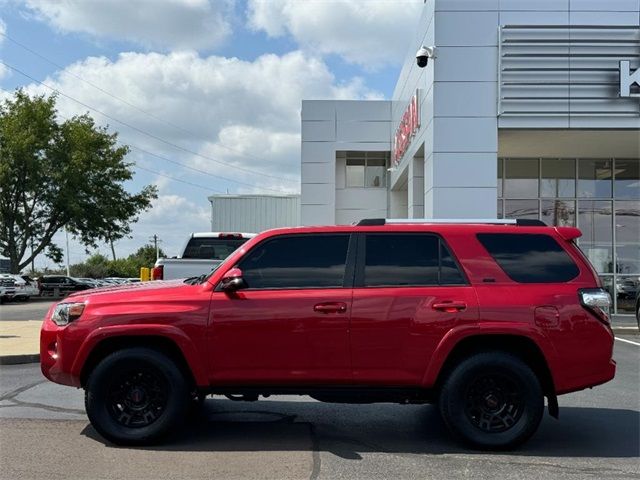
[[464, 373, 524, 433], [85, 347, 189, 445], [439, 352, 544, 450], [107, 367, 169, 428]]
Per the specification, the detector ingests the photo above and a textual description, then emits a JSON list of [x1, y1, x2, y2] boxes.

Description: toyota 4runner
[[40, 219, 616, 449]]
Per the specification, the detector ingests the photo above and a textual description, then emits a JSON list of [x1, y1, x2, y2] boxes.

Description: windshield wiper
[[184, 273, 208, 285]]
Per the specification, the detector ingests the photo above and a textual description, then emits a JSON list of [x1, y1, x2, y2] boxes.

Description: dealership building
[[300, 0, 640, 314]]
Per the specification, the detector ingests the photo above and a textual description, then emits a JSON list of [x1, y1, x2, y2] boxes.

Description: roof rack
[[355, 218, 546, 227]]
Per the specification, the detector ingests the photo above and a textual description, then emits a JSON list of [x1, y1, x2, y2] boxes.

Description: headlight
[[51, 303, 86, 326]]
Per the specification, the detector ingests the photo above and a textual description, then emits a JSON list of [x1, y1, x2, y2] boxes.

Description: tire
[[85, 347, 189, 445], [439, 352, 544, 450]]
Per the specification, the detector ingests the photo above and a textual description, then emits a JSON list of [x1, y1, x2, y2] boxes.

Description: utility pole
[[65, 229, 71, 277], [150, 235, 161, 260]]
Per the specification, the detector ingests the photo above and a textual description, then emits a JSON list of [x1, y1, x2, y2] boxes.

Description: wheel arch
[[77, 333, 204, 389], [426, 332, 557, 404]]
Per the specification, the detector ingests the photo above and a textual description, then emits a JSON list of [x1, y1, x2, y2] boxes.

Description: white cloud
[[23, 50, 380, 188], [22, 0, 235, 50], [247, 0, 424, 69], [20, 49, 380, 261]]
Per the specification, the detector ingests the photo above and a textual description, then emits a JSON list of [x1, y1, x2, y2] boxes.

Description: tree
[[0, 90, 157, 273], [130, 244, 166, 268]]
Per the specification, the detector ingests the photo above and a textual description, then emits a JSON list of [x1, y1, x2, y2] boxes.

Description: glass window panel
[[346, 158, 365, 166], [541, 159, 575, 198], [476, 233, 579, 283], [578, 200, 613, 273], [541, 200, 575, 227], [367, 158, 386, 167], [615, 276, 639, 314], [346, 165, 365, 187], [578, 159, 612, 198], [497, 199, 503, 219], [614, 159, 640, 200], [365, 166, 385, 187], [505, 199, 538, 220], [504, 158, 539, 198], [497, 158, 503, 198], [615, 200, 640, 274], [364, 234, 440, 287], [599, 276, 615, 310], [239, 235, 349, 289]]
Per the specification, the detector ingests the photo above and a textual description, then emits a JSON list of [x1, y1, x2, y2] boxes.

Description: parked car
[[152, 232, 255, 281], [3, 273, 40, 302], [38, 276, 94, 296], [0, 276, 16, 303], [41, 219, 615, 449], [0, 274, 39, 301]]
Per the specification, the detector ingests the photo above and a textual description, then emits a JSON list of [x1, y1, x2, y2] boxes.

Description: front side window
[[239, 235, 350, 289], [362, 234, 466, 287], [477, 233, 579, 283]]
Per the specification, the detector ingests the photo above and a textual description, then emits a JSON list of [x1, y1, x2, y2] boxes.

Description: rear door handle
[[314, 302, 348, 314], [432, 301, 467, 312]]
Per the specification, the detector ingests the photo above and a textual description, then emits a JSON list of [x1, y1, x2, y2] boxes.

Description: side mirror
[[219, 267, 247, 292]]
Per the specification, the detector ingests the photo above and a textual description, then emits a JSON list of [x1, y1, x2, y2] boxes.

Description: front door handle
[[432, 301, 467, 312], [314, 302, 348, 314]]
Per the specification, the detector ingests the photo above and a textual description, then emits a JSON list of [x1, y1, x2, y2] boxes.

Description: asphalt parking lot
[[0, 337, 638, 479]]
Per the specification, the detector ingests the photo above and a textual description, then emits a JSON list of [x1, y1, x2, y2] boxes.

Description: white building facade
[[301, 0, 640, 314]]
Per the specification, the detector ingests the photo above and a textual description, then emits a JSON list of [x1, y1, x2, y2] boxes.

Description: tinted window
[[183, 237, 248, 260], [363, 234, 466, 287], [239, 235, 350, 289], [477, 233, 579, 283]]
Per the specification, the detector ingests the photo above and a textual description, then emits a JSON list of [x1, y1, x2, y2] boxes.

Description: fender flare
[[420, 322, 560, 389], [71, 324, 208, 386]]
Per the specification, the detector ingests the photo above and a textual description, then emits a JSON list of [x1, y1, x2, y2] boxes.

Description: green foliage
[[0, 90, 158, 273], [68, 244, 163, 279]]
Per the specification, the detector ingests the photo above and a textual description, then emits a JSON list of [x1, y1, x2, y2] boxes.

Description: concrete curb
[[0, 354, 40, 365]]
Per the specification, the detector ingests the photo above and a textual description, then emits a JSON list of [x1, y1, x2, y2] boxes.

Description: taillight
[[151, 265, 163, 280], [219, 233, 243, 239], [578, 288, 611, 325]]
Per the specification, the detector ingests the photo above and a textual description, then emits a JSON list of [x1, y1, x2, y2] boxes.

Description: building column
[[408, 156, 424, 218]]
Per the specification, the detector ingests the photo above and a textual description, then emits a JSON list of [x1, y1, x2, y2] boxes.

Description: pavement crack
[[4, 398, 84, 414], [0, 380, 46, 401], [308, 423, 322, 480]]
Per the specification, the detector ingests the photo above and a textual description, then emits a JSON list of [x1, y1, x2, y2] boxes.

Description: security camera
[[416, 46, 436, 68]]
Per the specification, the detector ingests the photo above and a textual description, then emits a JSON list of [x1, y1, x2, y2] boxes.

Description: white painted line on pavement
[[615, 337, 640, 347]]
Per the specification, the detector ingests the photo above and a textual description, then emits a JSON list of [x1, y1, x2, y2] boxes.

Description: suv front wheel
[[85, 347, 189, 445], [439, 352, 544, 450]]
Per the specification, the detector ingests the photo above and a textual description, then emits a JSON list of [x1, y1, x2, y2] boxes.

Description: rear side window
[[362, 234, 466, 287], [183, 237, 248, 260], [239, 234, 350, 289], [477, 233, 579, 283]]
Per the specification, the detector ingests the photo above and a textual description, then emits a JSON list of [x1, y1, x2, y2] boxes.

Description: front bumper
[[40, 316, 83, 387]]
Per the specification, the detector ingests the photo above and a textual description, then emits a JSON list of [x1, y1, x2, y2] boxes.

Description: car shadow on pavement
[[81, 399, 640, 459]]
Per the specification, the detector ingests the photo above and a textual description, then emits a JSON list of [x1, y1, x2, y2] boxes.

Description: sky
[[0, 0, 423, 270]]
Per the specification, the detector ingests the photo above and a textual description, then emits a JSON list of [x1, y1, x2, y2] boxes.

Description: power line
[[127, 143, 288, 193], [0, 30, 275, 166], [0, 59, 298, 185]]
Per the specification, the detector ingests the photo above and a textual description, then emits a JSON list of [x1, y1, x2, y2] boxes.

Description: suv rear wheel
[[439, 352, 544, 450], [85, 347, 189, 445]]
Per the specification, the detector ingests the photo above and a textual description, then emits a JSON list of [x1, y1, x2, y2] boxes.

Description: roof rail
[[355, 218, 546, 226]]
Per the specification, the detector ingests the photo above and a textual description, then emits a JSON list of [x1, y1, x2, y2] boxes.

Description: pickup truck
[[152, 232, 255, 280]]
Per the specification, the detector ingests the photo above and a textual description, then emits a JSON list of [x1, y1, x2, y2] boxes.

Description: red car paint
[[41, 224, 615, 398]]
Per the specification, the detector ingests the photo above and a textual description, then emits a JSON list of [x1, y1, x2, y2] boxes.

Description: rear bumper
[[557, 359, 616, 395]]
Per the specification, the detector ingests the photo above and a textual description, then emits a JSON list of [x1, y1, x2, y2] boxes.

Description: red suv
[[40, 220, 615, 449]]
